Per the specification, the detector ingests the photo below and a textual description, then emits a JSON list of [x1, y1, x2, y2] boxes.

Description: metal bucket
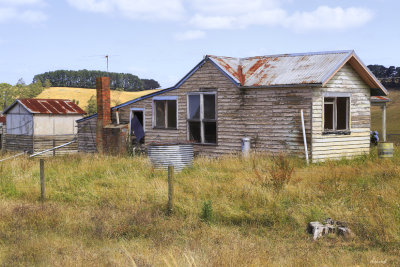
[[378, 142, 394, 158], [148, 144, 194, 171]]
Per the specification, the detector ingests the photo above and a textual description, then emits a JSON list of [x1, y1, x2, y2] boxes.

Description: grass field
[[371, 89, 400, 143], [0, 151, 399, 266], [36, 87, 160, 110]]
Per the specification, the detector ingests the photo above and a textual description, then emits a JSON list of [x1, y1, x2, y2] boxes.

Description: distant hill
[[371, 89, 400, 142], [33, 70, 160, 91], [367, 64, 400, 89], [36, 87, 159, 111]]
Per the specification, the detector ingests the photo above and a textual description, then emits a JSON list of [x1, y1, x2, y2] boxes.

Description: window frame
[[187, 91, 217, 145], [152, 96, 178, 130], [323, 93, 351, 134]]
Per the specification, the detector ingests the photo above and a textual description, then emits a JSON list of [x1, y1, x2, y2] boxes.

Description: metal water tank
[[241, 137, 251, 157], [148, 143, 194, 171]]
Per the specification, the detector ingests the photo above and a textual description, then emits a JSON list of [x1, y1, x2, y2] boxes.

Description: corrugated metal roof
[[6, 99, 86, 115], [208, 50, 353, 87], [371, 96, 391, 103]]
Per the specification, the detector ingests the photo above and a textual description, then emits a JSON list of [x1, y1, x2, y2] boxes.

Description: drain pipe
[[301, 109, 309, 165], [116, 108, 120, 125]]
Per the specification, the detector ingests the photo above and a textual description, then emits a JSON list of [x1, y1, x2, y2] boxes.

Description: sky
[[0, 0, 399, 88]]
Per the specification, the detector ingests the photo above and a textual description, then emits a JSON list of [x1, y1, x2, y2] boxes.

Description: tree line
[[33, 70, 160, 91], [368, 64, 400, 89], [0, 79, 48, 111]]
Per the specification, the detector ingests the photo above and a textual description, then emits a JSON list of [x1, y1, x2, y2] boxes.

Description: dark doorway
[[131, 110, 145, 144]]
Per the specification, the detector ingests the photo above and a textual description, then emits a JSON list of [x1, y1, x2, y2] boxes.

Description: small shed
[[3, 99, 86, 155]]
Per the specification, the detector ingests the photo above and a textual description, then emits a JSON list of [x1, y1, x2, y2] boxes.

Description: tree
[[141, 79, 161, 90], [33, 70, 150, 91], [87, 95, 97, 115], [44, 79, 52, 88]]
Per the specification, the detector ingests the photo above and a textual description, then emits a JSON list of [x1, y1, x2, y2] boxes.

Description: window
[[324, 97, 350, 132], [187, 92, 217, 144], [153, 99, 177, 129]]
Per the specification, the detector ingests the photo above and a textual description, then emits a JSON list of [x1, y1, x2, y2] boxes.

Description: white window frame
[[187, 91, 217, 144], [323, 93, 351, 132], [152, 96, 178, 129], [129, 108, 145, 135]]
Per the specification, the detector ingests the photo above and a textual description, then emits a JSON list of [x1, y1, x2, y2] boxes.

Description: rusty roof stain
[[6, 99, 86, 115], [371, 96, 391, 103], [208, 51, 354, 87]]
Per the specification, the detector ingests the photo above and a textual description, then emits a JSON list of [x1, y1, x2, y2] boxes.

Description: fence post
[[53, 140, 56, 157], [167, 165, 174, 215], [40, 159, 45, 201]]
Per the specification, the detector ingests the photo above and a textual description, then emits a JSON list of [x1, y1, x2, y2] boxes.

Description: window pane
[[337, 97, 348, 130], [189, 95, 200, 119], [155, 101, 165, 128], [204, 122, 216, 143], [324, 103, 334, 130], [188, 121, 201, 143], [204, 94, 216, 119], [167, 100, 177, 128]]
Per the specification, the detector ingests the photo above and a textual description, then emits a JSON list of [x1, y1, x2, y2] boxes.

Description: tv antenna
[[85, 54, 119, 72], [105, 54, 109, 72]]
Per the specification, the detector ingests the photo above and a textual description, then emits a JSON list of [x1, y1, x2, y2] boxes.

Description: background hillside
[[371, 90, 400, 142], [36, 87, 159, 111]]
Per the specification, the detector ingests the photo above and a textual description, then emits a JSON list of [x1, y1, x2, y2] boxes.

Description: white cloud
[[67, 0, 185, 21], [190, 0, 281, 15], [0, 0, 46, 23], [65, 0, 374, 34], [0, 0, 44, 5], [0, 7, 46, 22], [189, 4, 373, 32], [174, 30, 205, 41], [284, 6, 374, 31]]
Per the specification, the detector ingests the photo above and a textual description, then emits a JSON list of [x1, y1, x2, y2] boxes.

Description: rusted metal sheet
[[17, 99, 86, 115], [371, 96, 390, 103], [208, 51, 353, 87]]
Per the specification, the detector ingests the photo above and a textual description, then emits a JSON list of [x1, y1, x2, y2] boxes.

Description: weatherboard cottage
[[77, 50, 388, 161], [3, 99, 86, 155]]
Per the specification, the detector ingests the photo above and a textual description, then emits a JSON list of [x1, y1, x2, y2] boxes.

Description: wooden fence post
[[53, 140, 56, 157], [167, 165, 174, 215], [40, 159, 45, 201]]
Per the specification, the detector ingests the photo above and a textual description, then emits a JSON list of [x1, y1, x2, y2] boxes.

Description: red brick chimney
[[96, 77, 111, 153]]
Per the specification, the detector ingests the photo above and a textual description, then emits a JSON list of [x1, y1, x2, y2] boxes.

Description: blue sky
[[0, 0, 399, 88]]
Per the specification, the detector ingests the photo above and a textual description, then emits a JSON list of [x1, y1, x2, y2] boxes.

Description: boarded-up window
[[188, 92, 217, 144], [153, 100, 177, 129], [324, 97, 349, 131]]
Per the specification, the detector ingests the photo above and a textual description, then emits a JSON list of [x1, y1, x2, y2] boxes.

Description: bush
[[200, 201, 214, 223], [268, 154, 294, 191]]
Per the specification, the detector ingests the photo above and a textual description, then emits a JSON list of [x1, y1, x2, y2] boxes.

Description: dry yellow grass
[[0, 151, 399, 266], [36, 87, 160, 110]]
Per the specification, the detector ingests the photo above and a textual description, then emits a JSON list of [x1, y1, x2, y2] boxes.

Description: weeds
[[200, 200, 214, 223]]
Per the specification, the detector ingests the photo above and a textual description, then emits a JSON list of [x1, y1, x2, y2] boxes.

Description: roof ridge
[[208, 50, 353, 62]]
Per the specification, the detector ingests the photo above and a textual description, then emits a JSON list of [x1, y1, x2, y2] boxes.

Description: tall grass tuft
[[268, 154, 295, 191]]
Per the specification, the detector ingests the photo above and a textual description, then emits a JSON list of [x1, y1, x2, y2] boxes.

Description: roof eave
[[321, 51, 388, 96]]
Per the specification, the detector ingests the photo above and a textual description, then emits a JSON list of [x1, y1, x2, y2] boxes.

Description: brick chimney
[[96, 77, 111, 153]]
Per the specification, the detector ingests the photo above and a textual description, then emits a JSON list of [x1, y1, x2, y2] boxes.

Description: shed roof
[[3, 99, 86, 115], [371, 96, 391, 103]]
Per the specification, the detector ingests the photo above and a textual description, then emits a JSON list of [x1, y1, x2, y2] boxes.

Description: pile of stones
[[307, 218, 353, 240]]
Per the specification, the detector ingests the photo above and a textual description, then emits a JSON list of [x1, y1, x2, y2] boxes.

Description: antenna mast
[[105, 55, 109, 72]]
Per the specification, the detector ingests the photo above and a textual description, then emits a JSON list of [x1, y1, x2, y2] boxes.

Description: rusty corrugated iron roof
[[371, 96, 391, 103], [4, 99, 86, 115], [208, 51, 354, 87]]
